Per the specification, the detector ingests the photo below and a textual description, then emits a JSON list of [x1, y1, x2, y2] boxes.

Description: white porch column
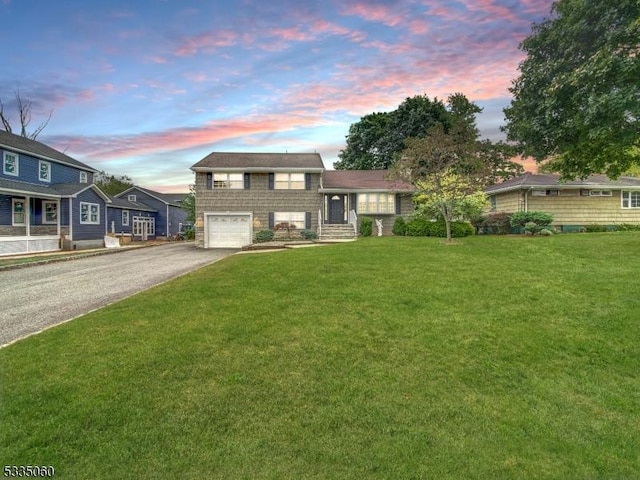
[[25, 195, 31, 237]]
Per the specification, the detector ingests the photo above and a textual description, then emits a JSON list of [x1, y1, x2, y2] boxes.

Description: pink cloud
[[340, 3, 406, 27], [173, 30, 238, 56]]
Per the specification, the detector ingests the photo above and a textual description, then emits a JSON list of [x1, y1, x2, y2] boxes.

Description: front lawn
[[1, 234, 639, 479]]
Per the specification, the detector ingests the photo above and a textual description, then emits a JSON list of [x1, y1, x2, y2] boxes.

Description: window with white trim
[[80, 202, 100, 224], [275, 173, 305, 190], [532, 189, 559, 196], [622, 191, 640, 208], [274, 212, 305, 229], [122, 210, 130, 226], [581, 189, 612, 196], [43, 201, 58, 224], [3, 152, 18, 176], [490, 196, 497, 210], [39, 160, 51, 182], [213, 173, 243, 189], [79, 171, 88, 183], [12, 199, 26, 225], [128, 194, 137, 202], [357, 193, 396, 214]]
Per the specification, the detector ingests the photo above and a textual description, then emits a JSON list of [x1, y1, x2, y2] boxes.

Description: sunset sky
[[0, 0, 551, 192]]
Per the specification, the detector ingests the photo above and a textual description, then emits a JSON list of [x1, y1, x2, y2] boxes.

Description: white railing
[[318, 209, 322, 238], [0, 236, 60, 257], [348, 209, 358, 236]]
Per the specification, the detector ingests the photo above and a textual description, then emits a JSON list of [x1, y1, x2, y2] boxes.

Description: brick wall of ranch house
[[527, 190, 640, 225], [195, 172, 323, 246]]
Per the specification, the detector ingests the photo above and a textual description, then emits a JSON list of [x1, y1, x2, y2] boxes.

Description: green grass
[[1, 234, 639, 479]]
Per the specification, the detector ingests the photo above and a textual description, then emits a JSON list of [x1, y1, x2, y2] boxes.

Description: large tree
[[503, 0, 640, 179], [335, 94, 450, 170], [0, 90, 52, 139], [94, 171, 135, 196]]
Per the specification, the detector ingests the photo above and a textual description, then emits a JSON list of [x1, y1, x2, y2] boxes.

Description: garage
[[205, 213, 252, 248]]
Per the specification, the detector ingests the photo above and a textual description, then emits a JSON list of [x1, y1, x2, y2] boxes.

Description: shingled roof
[[322, 170, 415, 192], [0, 130, 97, 173], [485, 173, 640, 194], [191, 152, 325, 172]]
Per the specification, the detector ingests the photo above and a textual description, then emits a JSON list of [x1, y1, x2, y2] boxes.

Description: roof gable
[[191, 152, 325, 171], [0, 130, 97, 173], [115, 186, 185, 206]]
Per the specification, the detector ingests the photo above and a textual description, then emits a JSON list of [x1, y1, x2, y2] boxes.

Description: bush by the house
[[392, 217, 407, 236], [255, 230, 275, 242], [300, 229, 317, 240], [480, 212, 512, 234], [360, 216, 373, 237], [615, 223, 640, 231], [510, 211, 554, 233], [540, 228, 554, 236], [405, 218, 475, 238], [584, 224, 610, 233]]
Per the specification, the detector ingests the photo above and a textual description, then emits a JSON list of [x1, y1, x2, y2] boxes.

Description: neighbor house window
[[622, 191, 640, 208], [274, 212, 306, 229], [80, 202, 100, 224], [357, 193, 396, 214], [39, 160, 51, 182], [586, 190, 612, 197], [490, 196, 497, 211], [3, 152, 18, 176], [213, 173, 243, 189], [43, 201, 58, 224], [275, 173, 305, 190], [128, 194, 137, 202], [79, 171, 88, 183], [531, 189, 559, 196], [122, 210, 130, 226], [12, 199, 25, 225]]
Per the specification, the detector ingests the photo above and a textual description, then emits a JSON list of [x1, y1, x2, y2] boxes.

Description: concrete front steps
[[318, 223, 357, 241]]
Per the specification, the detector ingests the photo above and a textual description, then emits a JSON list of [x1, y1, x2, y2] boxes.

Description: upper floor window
[[3, 152, 18, 176], [622, 191, 640, 208], [275, 173, 305, 190], [80, 202, 100, 224], [213, 173, 243, 189], [39, 160, 51, 182], [357, 193, 396, 214], [128, 194, 137, 202], [79, 171, 88, 183]]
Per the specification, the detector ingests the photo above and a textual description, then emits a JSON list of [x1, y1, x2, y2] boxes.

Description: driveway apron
[[0, 243, 236, 347]]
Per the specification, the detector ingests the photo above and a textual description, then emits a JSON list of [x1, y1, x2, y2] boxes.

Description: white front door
[[133, 217, 155, 240]]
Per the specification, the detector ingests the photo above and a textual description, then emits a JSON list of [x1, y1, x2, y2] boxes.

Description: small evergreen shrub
[[392, 217, 407, 236], [360, 216, 373, 237], [480, 212, 512, 234], [300, 229, 317, 240], [255, 230, 275, 242], [540, 228, 554, 236], [405, 218, 431, 236], [615, 223, 640, 231], [510, 211, 554, 229], [585, 224, 610, 233]]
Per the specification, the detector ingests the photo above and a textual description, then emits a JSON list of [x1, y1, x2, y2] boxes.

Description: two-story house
[[0, 130, 110, 256], [190, 152, 415, 248]]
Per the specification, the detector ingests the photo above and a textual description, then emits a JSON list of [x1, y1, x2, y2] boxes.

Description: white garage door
[[206, 214, 252, 248]]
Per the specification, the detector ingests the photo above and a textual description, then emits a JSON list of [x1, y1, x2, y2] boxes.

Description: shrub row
[[404, 218, 475, 238]]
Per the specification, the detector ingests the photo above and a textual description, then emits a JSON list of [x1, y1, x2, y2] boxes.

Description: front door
[[328, 194, 346, 224]]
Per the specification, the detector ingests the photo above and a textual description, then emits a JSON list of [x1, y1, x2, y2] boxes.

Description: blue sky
[[0, 0, 552, 192]]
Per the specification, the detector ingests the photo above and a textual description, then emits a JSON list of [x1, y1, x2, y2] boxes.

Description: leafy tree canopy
[[503, 0, 640, 179], [94, 171, 135, 196], [181, 184, 196, 223]]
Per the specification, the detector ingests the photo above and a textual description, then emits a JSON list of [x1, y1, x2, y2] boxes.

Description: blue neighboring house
[[108, 186, 188, 240], [0, 130, 110, 256]]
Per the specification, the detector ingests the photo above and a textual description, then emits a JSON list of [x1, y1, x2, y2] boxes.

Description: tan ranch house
[[190, 152, 415, 248], [485, 173, 640, 231]]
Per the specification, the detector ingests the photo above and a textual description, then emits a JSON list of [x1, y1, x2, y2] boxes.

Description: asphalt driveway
[[0, 243, 236, 347]]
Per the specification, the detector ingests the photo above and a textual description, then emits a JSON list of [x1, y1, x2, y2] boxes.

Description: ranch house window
[[581, 190, 612, 197], [621, 191, 640, 208], [80, 202, 100, 224], [43, 201, 58, 224], [3, 151, 18, 176], [357, 193, 396, 214], [213, 173, 243, 189], [531, 189, 559, 196], [39, 160, 51, 182], [274, 173, 305, 190]]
